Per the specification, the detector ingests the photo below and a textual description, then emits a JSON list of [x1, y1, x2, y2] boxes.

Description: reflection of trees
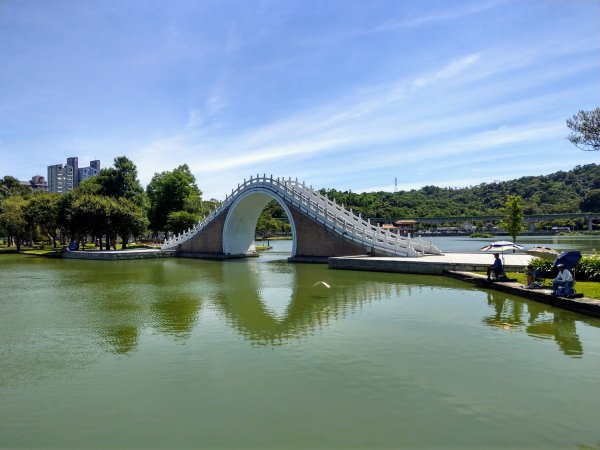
[[88, 259, 206, 354], [103, 325, 139, 354], [482, 290, 584, 357], [526, 308, 583, 357], [151, 294, 201, 339], [482, 291, 525, 328]]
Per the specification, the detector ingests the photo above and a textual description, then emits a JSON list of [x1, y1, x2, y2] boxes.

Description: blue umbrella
[[553, 251, 582, 270]]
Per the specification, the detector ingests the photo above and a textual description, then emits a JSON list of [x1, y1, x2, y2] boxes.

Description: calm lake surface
[[1, 236, 600, 449]]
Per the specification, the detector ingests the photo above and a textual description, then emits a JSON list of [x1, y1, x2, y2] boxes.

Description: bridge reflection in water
[[86, 258, 589, 356]]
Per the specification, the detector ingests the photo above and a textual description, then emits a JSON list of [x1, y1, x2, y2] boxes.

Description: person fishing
[[486, 253, 505, 281], [552, 264, 573, 295]]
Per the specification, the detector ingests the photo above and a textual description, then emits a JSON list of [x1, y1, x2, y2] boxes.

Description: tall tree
[[567, 107, 600, 151], [81, 156, 148, 248], [499, 195, 525, 244], [86, 156, 147, 207], [0, 196, 28, 251], [146, 164, 203, 236], [112, 198, 149, 249], [23, 192, 62, 247]]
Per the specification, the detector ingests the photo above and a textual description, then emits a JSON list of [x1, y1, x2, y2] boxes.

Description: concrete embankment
[[328, 253, 600, 318], [62, 249, 177, 260]]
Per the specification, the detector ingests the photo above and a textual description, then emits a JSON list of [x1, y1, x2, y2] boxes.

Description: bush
[[530, 258, 555, 277], [530, 252, 600, 281], [470, 232, 493, 238], [578, 252, 600, 282]]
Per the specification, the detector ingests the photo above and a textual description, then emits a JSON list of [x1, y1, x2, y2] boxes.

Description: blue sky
[[1, 0, 599, 199]]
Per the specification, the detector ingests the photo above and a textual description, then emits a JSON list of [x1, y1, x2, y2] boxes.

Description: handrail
[[161, 175, 442, 257]]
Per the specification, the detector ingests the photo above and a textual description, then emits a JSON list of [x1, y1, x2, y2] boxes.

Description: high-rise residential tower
[[66, 156, 79, 187], [47, 164, 74, 193]]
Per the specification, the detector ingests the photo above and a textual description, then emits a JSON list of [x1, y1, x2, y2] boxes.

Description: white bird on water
[[312, 281, 331, 288]]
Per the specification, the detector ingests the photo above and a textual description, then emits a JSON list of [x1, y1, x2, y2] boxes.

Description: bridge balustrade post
[[589, 217, 593, 232]]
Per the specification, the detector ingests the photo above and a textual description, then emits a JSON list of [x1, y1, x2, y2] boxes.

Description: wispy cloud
[[131, 39, 595, 196], [375, 0, 508, 30]]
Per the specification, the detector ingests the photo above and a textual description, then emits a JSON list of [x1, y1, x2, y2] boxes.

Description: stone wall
[[285, 201, 368, 258], [179, 206, 230, 255]]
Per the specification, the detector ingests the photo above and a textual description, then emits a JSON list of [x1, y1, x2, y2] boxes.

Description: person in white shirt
[[552, 264, 573, 295]]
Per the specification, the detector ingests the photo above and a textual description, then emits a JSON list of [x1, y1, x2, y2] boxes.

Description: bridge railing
[[162, 175, 441, 256]]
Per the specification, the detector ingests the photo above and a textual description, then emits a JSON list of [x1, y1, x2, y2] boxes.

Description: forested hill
[[319, 164, 600, 219]]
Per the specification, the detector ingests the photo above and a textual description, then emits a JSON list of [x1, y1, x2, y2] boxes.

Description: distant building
[[66, 157, 79, 187], [78, 166, 99, 185], [18, 175, 48, 191], [47, 163, 74, 193], [30, 175, 48, 191], [47, 157, 100, 193], [394, 219, 417, 235]]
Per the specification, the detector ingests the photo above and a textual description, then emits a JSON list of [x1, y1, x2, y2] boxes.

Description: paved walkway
[[329, 252, 532, 275]]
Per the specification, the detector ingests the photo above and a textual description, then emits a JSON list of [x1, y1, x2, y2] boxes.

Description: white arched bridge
[[162, 175, 442, 260]]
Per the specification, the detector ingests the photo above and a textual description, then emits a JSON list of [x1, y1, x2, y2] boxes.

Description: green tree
[[166, 211, 200, 235], [67, 193, 110, 249], [567, 107, 600, 151], [81, 157, 148, 248], [499, 195, 525, 244], [23, 192, 62, 247], [0, 196, 28, 251], [146, 164, 203, 235], [88, 156, 147, 205], [580, 189, 600, 213], [115, 199, 149, 248], [0, 176, 31, 200]]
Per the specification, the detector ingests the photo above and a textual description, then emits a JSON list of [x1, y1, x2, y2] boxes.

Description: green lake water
[[1, 252, 600, 449]]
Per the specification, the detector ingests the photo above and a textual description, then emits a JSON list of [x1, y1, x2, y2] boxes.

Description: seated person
[[552, 264, 573, 295], [526, 264, 541, 288], [486, 253, 505, 280]]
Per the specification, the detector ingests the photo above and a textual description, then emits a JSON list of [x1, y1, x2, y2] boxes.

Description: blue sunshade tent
[[553, 251, 582, 271]]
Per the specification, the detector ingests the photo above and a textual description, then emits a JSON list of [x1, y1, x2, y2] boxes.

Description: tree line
[[319, 164, 600, 224], [2, 161, 599, 252], [0, 157, 217, 252]]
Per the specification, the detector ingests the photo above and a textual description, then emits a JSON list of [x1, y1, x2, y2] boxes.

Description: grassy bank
[[505, 272, 600, 300]]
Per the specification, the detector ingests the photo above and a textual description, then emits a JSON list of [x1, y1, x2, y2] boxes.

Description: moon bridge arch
[[162, 175, 442, 259]]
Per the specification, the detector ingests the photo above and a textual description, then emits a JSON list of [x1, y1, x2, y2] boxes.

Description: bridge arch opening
[[222, 188, 297, 257]]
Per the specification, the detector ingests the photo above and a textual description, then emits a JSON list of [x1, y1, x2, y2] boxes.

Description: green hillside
[[319, 164, 600, 220]]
